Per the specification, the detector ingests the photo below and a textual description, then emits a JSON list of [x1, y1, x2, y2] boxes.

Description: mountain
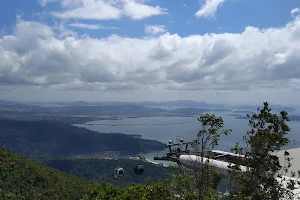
[[0, 101, 222, 124], [0, 100, 22, 105], [232, 104, 297, 112], [172, 107, 212, 116], [138, 100, 209, 107], [0, 146, 180, 200], [0, 147, 91, 200], [0, 100, 212, 108], [54, 100, 210, 107], [0, 120, 166, 157]]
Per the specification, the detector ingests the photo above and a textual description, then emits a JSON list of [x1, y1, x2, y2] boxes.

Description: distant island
[[227, 113, 300, 121], [0, 100, 298, 124], [231, 105, 297, 113], [0, 100, 230, 124]]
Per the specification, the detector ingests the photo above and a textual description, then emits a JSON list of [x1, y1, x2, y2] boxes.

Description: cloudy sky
[[0, 0, 300, 105]]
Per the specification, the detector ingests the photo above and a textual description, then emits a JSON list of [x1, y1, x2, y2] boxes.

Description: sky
[[0, 0, 300, 105]]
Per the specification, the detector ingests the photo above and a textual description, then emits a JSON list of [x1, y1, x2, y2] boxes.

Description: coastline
[[143, 151, 174, 168]]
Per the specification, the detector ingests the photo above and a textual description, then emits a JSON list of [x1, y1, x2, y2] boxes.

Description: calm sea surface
[[74, 110, 300, 164]]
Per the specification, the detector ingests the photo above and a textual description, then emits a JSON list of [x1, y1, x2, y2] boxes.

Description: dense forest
[[39, 158, 172, 188], [0, 147, 91, 200], [0, 120, 166, 157], [0, 147, 183, 200]]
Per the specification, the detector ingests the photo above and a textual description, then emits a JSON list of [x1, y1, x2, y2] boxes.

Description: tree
[[229, 102, 300, 199], [165, 113, 231, 199], [195, 114, 232, 195]]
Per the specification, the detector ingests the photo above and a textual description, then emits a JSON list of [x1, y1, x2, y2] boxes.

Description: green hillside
[[0, 146, 183, 200], [0, 120, 165, 157], [39, 158, 172, 188], [0, 147, 91, 200]]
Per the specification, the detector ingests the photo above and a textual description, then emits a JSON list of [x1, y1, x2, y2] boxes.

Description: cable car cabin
[[133, 164, 144, 175], [114, 167, 124, 179]]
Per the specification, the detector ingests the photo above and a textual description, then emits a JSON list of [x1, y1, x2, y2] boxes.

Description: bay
[[75, 111, 300, 165]]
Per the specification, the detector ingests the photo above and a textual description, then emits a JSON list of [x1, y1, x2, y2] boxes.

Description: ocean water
[[76, 111, 300, 149], [75, 110, 300, 165]]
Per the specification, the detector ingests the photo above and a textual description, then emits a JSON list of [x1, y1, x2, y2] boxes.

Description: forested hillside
[[0, 120, 165, 157], [0, 147, 182, 200], [39, 158, 172, 187], [0, 147, 91, 200]]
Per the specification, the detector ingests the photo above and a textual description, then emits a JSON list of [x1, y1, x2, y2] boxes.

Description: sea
[[74, 108, 300, 166]]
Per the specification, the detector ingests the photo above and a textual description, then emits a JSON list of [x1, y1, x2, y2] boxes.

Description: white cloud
[[52, 0, 122, 20], [39, 0, 57, 7], [291, 8, 300, 18], [68, 23, 118, 30], [48, 0, 167, 20], [40, 0, 83, 8], [1, 13, 300, 103], [195, 0, 225, 19], [123, 0, 167, 20], [145, 25, 167, 35], [69, 23, 103, 30]]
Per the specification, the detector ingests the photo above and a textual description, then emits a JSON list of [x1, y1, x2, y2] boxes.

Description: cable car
[[133, 164, 144, 175], [114, 167, 124, 179]]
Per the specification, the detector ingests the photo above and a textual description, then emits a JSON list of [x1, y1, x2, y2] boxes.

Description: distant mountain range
[[0, 100, 298, 124], [0, 100, 230, 124], [1, 100, 297, 110], [50, 100, 212, 108], [231, 105, 297, 112]]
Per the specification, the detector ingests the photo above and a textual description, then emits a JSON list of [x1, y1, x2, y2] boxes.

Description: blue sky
[[1, 0, 299, 38], [0, 0, 300, 104]]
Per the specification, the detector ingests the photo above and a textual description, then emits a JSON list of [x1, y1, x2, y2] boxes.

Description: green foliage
[[0, 120, 165, 157], [229, 102, 300, 199], [0, 147, 91, 200], [39, 158, 171, 188], [0, 146, 177, 200], [196, 113, 232, 157], [163, 170, 221, 200], [189, 113, 231, 197], [81, 174, 220, 200]]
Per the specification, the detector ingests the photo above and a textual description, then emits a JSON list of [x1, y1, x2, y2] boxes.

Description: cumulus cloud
[[291, 8, 300, 18], [46, 0, 167, 20], [52, 0, 122, 20], [39, 0, 58, 7], [69, 23, 117, 30], [145, 25, 167, 35], [195, 0, 225, 19], [122, 0, 167, 20], [1, 14, 300, 94], [40, 0, 91, 8]]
